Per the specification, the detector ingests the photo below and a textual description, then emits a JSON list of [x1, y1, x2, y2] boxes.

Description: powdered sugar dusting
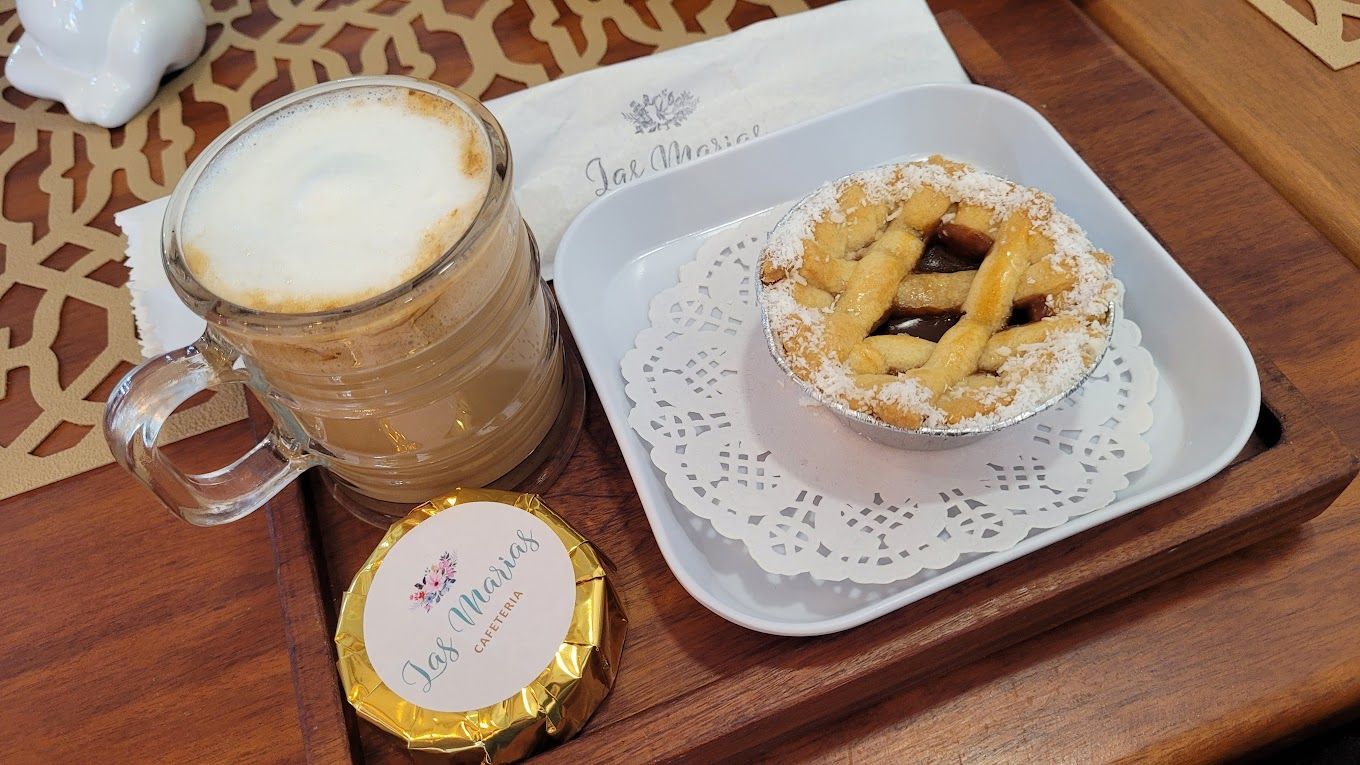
[[871, 376, 939, 417], [952, 326, 1104, 429], [760, 157, 1119, 431], [764, 181, 840, 275]]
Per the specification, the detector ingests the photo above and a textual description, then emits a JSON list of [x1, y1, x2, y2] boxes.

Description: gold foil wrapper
[[335, 488, 627, 764]]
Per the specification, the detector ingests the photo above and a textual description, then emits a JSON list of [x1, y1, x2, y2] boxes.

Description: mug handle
[[103, 332, 316, 526]]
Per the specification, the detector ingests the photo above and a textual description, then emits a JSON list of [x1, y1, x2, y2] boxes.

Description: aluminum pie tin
[[756, 197, 1116, 451]]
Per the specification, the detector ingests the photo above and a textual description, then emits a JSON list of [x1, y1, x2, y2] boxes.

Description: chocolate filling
[[914, 222, 993, 275], [870, 220, 1035, 342], [934, 222, 995, 260], [1011, 295, 1053, 322], [915, 245, 976, 274], [879, 315, 960, 342]]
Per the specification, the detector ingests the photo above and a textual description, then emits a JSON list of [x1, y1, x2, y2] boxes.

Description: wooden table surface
[[1083, 0, 1360, 270], [3, 1, 1360, 763]]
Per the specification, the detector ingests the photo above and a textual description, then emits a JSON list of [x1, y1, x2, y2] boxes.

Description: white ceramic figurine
[[5, 0, 207, 128]]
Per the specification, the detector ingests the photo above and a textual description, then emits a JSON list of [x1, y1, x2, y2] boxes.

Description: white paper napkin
[[116, 196, 193, 357], [117, 0, 966, 358]]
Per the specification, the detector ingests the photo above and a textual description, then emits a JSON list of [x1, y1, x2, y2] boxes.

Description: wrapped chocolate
[[335, 489, 626, 763]]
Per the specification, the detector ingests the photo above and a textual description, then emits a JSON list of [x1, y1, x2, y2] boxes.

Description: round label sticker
[[363, 501, 576, 712]]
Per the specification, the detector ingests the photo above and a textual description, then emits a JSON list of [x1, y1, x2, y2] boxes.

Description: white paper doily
[[621, 206, 1157, 584]]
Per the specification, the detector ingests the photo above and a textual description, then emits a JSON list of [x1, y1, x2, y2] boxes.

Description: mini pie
[[759, 156, 1118, 430]]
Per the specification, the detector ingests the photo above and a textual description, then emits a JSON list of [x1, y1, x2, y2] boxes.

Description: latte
[[172, 80, 566, 504], [181, 86, 491, 313]]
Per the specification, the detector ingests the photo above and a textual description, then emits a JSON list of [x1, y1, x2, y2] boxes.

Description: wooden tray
[[261, 11, 1359, 765]]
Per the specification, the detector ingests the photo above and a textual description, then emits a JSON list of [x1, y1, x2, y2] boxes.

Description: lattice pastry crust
[[760, 156, 1119, 430]]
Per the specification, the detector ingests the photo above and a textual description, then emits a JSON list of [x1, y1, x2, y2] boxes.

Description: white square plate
[[555, 84, 1259, 636]]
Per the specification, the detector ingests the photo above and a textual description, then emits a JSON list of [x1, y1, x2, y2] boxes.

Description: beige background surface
[[1246, 0, 1360, 70]]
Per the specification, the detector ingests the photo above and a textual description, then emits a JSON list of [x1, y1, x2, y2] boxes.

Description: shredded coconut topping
[[760, 158, 1119, 431]]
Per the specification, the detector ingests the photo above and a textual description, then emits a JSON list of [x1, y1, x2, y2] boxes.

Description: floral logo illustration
[[622, 89, 699, 133], [408, 551, 457, 612]]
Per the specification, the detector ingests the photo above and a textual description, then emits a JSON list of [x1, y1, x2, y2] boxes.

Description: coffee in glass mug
[[104, 76, 580, 526]]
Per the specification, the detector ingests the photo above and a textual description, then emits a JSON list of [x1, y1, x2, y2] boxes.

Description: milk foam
[[182, 86, 491, 313]]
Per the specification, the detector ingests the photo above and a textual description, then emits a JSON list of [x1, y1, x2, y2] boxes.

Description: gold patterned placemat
[[1247, 0, 1360, 69], [0, 0, 811, 501]]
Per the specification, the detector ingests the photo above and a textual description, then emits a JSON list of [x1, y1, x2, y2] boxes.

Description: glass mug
[[104, 76, 578, 526]]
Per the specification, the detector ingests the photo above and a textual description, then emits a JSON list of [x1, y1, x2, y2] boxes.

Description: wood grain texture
[[757, 495, 1360, 764], [266, 489, 359, 765], [7, 1, 1360, 763], [0, 420, 306, 764], [282, 6, 1360, 764], [1082, 0, 1360, 268]]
